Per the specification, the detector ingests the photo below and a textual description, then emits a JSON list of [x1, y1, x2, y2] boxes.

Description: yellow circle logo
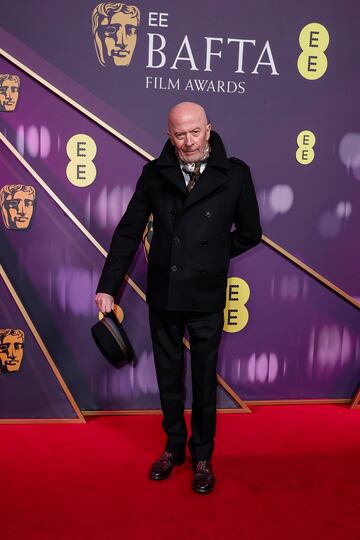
[[297, 23, 329, 80], [296, 130, 316, 164], [66, 134, 97, 187], [223, 277, 250, 333]]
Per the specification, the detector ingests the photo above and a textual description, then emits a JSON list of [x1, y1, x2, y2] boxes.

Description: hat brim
[[91, 311, 134, 366]]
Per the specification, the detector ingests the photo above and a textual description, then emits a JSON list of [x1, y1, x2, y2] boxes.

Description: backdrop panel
[[0, 1, 359, 414], [0, 267, 83, 421]]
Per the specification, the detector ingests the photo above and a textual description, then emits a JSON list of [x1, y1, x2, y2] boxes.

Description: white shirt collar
[[180, 162, 207, 186]]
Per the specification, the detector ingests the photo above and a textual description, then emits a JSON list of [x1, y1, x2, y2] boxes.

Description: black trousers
[[148, 306, 224, 461]]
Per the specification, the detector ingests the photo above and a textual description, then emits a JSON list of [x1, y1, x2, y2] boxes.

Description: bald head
[[167, 102, 211, 164], [168, 102, 208, 128]]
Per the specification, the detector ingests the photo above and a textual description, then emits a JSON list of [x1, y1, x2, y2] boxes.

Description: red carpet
[[2, 405, 360, 540]]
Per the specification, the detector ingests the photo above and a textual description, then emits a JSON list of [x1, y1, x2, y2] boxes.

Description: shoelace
[[159, 451, 173, 462], [196, 460, 210, 473]]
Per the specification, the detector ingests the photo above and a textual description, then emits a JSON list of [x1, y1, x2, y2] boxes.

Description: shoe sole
[[192, 482, 215, 494]]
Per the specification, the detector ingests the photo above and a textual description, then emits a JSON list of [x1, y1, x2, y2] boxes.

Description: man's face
[[1, 189, 35, 230], [0, 333, 24, 373], [168, 109, 211, 164], [0, 79, 19, 111], [99, 12, 138, 66]]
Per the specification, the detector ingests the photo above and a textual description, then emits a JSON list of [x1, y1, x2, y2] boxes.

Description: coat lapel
[[158, 139, 188, 196], [160, 166, 188, 196], [182, 166, 228, 211]]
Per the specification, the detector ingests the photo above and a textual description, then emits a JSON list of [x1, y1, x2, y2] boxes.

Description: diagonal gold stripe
[[0, 132, 245, 410], [0, 132, 146, 302], [0, 264, 85, 423], [0, 48, 153, 161], [0, 47, 358, 311], [263, 235, 360, 310], [351, 387, 360, 409], [216, 373, 251, 412], [182, 337, 250, 412], [2, 48, 358, 414]]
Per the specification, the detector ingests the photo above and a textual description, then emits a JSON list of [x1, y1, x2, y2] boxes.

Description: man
[[95, 102, 262, 494], [92, 2, 140, 67], [0, 74, 20, 111]]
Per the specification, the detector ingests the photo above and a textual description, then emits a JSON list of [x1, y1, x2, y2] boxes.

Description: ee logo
[[223, 277, 250, 333], [66, 134, 97, 187], [297, 23, 329, 80], [296, 130, 315, 164]]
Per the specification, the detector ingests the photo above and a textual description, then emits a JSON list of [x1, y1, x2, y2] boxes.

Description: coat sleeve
[[96, 169, 151, 297], [229, 164, 262, 258]]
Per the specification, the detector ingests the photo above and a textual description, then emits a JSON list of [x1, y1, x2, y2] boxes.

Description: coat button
[[200, 239, 208, 246], [205, 211, 212, 218], [174, 236, 181, 244], [171, 265, 178, 272], [199, 267, 206, 274]]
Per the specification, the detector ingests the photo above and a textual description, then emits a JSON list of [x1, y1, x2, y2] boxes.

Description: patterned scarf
[[178, 143, 211, 192]]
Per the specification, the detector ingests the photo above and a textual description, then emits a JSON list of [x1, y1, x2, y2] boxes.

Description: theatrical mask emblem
[[0, 74, 20, 111], [0, 329, 24, 374], [92, 2, 140, 67], [142, 213, 154, 261], [0, 185, 36, 230]]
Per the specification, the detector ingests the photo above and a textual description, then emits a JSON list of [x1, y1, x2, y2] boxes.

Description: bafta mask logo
[[0, 185, 36, 230], [0, 74, 20, 112], [0, 329, 24, 374], [92, 2, 140, 67]]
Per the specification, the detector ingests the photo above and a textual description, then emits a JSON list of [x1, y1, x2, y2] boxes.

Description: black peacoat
[[97, 131, 262, 311]]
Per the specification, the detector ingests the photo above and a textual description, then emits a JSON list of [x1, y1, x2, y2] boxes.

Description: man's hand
[[95, 292, 114, 314]]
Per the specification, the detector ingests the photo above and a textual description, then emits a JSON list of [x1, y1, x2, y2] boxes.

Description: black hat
[[91, 310, 134, 366]]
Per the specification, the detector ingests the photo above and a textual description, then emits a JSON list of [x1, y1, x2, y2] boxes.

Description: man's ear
[[206, 123, 212, 140]]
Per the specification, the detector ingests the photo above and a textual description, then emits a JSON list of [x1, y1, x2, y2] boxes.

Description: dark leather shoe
[[149, 450, 185, 480], [192, 460, 215, 494]]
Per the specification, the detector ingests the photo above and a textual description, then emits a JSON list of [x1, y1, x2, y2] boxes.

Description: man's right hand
[[95, 292, 114, 314]]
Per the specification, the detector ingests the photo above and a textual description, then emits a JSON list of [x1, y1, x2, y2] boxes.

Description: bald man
[[95, 102, 262, 494]]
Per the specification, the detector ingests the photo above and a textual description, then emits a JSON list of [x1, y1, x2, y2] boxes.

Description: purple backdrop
[[0, 1, 359, 416]]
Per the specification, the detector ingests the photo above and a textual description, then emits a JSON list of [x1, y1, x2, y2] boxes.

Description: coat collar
[[157, 131, 230, 208]]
